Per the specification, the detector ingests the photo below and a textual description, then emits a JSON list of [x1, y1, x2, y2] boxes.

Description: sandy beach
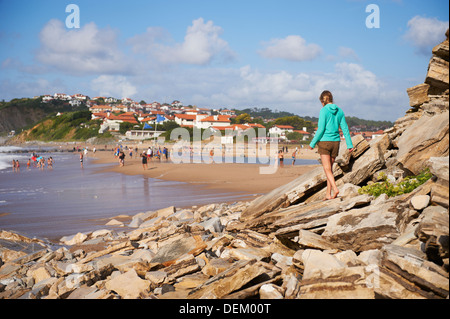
[[91, 144, 321, 195]]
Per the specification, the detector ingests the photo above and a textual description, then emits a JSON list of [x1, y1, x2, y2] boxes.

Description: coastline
[[0, 142, 320, 240], [90, 146, 321, 195]]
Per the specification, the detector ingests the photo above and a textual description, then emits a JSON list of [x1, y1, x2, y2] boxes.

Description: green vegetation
[[232, 107, 393, 131], [358, 169, 432, 198], [26, 110, 112, 141], [234, 107, 297, 119], [345, 116, 393, 130]]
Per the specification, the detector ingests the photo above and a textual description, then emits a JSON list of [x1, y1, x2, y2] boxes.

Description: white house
[[69, 99, 82, 107], [90, 105, 112, 113], [197, 115, 231, 129], [171, 100, 183, 107], [42, 95, 54, 103], [105, 97, 118, 103], [269, 125, 294, 140], [111, 104, 130, 112], [121, 98, 133, 104], [219, 109, 235, 116], [72, 94, 87, 101], [54, 93, 71, 100], [174, 114, 197, 127]]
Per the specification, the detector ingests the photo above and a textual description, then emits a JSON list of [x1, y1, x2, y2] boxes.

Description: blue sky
[[0, 0, 448, 121]]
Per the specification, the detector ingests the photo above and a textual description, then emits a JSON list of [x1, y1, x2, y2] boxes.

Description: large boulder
[[396, 111, 449, 175], [425, 56, 449, 95]]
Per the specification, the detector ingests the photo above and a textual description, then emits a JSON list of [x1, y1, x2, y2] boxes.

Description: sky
[[0, 0, 448, 121]]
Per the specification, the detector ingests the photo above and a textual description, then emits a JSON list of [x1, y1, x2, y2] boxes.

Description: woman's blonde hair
[[320, 90, 333, 105]]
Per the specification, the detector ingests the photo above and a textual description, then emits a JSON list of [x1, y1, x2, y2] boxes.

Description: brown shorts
[[317, 141, 340, 158]]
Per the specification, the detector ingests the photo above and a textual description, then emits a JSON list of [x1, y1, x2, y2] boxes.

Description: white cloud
[[91, 75, 137, 99], [0, 78, 67, 100], [129, 18, 236, 66], [338, 47, 360, 61], [404, 16, 449, 55], [173, 63, 405, 121], [36, 19, 130, 75], [259, 35, 322, 61]]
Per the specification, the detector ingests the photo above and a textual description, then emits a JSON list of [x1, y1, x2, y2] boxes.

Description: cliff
[[0, 98, 85, 137]]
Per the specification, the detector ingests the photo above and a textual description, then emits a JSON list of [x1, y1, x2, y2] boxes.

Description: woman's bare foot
[[331, 189, 340, 199]]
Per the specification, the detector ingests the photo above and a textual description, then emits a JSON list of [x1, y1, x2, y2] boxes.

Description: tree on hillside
[[233, 113, 252, 124], [272, 116, 315, 132]]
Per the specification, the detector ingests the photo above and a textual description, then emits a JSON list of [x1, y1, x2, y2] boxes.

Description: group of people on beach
[[112, 145, 169, 169], [277, 146, 301, 167], [12, 153, 54, 172], [140, 146, 169, 170]]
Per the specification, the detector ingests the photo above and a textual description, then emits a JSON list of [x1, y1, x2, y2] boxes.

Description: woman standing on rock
[[309, 90, 353, 200]]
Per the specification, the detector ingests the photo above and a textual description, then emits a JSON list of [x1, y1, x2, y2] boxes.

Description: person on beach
[[147, 147, 152, 161], [291, 148, 297, 166], [27, 159, 31, 170], [119, 151, 125, 167], [309, 90, 353, 200], [141, 151, 148, 170], [79, 152, 84, 168], [209, 149, 214, 163], [278, 149, 284, 167]]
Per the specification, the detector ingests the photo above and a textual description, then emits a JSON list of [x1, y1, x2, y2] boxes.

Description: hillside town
[[38, 93, 385, 143]]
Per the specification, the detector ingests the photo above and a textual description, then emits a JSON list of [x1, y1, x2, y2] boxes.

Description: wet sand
[[92, 147, 321, 194]]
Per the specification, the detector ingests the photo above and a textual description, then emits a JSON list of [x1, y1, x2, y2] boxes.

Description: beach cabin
[[125, 130, 164, 140]]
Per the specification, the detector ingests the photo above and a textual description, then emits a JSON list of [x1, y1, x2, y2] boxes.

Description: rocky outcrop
[[1, 30, 448, 300]]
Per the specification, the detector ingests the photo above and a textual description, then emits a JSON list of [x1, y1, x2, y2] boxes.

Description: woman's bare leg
[[320, 154, 339, 199]]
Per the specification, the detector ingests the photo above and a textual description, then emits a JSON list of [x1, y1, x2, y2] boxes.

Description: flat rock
[[407, 83, 430, 107], [202, 258, 232, 277], [299, 266, 375, 299], [150, 235, 206, 266], [340, 133, 391, 185], [188, 259, 275, 299], [300, 249, 347, 279], [240, 165, 342, 222], [105, 269, 150, 299], [425, 56, 449, 94], [60, 233, 88, 246], [322, 201, 400, 252]]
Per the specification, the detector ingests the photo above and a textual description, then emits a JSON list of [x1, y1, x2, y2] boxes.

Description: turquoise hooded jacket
[[309, 103, 353, 149]]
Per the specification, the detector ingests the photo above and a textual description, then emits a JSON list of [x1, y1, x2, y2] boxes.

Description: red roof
[[200, 115, 231, 123], [175, 114, 196, 120], [108, 113, 139, 124], [275, 125, 294, 129]]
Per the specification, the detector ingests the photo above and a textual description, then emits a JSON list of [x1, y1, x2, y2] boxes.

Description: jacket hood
[[325, 103, 338, 115]]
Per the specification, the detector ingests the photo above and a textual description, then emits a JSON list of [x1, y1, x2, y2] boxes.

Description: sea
[[0, 145, 318, 242]]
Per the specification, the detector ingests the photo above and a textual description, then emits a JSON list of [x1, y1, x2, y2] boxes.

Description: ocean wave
[[0, 146, 24, 153], [0, 152, 29, 171]]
